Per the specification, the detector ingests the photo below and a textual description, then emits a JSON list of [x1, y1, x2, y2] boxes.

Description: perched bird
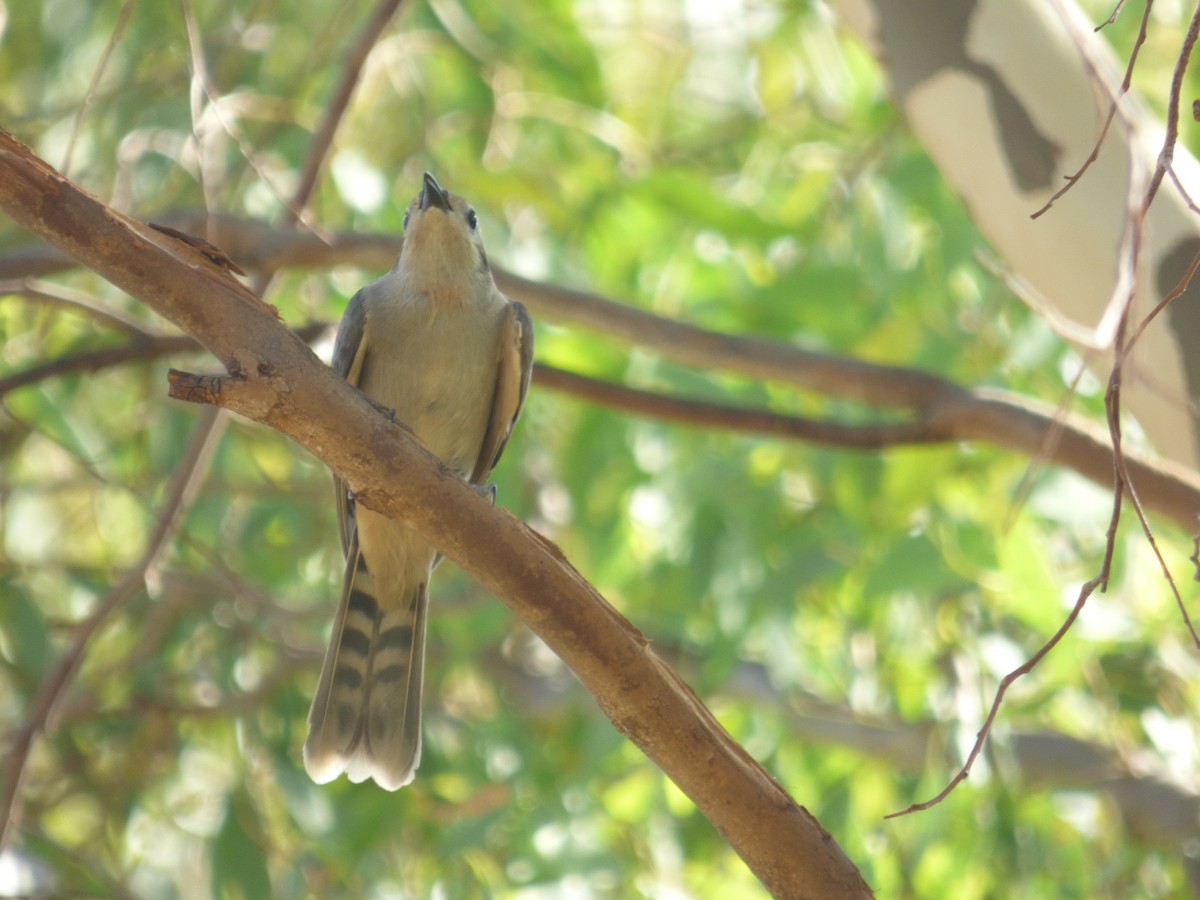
[[304, 172, 534, 790]]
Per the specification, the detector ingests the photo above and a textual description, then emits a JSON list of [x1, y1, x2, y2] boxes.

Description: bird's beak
[[419, 172, 451, 212]]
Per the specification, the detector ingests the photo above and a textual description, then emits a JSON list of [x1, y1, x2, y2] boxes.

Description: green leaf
[[212, 791, 271, 900]]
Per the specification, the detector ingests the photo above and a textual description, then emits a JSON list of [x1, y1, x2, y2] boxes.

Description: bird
[[303, 172, 534, 790]]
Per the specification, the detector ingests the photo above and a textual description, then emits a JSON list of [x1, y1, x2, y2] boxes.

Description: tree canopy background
[[2, 0, 1199, 897]]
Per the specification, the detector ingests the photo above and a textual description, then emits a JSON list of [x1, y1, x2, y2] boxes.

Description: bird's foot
[[370, 401, 415, 435], [472, 482, 498, 506]]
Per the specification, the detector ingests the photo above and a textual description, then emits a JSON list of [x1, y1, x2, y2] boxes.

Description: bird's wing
[[470, 298, 534, 485], [330, 288, 371, 556]]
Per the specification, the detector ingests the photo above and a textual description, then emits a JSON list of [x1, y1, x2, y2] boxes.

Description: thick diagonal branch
[[0, 129, 870, 899]]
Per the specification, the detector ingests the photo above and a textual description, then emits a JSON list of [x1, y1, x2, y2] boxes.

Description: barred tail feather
[[304, 539, 428, 791]]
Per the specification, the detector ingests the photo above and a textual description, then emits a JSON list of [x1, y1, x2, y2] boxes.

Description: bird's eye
[[466, 209, 478, 230]]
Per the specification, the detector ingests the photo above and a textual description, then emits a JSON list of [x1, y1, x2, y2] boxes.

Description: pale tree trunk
[[829, 0, 1200, 472]]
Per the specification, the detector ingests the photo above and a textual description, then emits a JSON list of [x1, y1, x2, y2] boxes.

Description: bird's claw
[[472, 482, 498, 506], [371, 401, 415, 435]]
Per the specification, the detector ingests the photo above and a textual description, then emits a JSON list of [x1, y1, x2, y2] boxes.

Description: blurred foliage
[[1, 0, 1199, 897]]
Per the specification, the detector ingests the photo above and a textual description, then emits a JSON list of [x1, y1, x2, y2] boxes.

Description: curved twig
[[0, 406, 224, 851]]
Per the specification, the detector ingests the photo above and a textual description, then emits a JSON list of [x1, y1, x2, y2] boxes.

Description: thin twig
[[179, 0, 220, 215], [0, 336, 200, 401], [0, 278, 160, 338], [0, 323, 326, 401], [1095, 0, 1131, 30], [885, 576, 1109, 818], [1165, 163, 1200, 214], [249, 0, 409, 299], [0, 406, 225, 852], [895, 0, 1200, 815], [1032, 0, 1153, 219], [1126, 244, 1200, 351], [1111, 0, 1200, 646], [60, 0, 136, 176], [289, 0, 409, 229], [889, 361, 1130, 819]]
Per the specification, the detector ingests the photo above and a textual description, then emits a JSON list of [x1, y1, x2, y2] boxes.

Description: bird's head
[[395, 173, 491, 303]]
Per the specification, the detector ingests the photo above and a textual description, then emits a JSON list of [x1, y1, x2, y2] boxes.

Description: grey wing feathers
[[470, 299, 534, 485], [513, 301, 534, 420], [330, 289, 370, 556], [331, 288, 369, 382]]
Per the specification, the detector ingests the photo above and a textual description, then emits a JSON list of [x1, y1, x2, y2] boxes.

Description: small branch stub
[[167, 364, 290, 421], [167, 368, 235, 407]]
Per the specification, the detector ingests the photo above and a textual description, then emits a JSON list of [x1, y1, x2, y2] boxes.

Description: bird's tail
[[304, 538, 428, 791]]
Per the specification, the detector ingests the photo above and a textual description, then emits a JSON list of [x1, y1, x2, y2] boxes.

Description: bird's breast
[[358, 294, 504, 477]]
